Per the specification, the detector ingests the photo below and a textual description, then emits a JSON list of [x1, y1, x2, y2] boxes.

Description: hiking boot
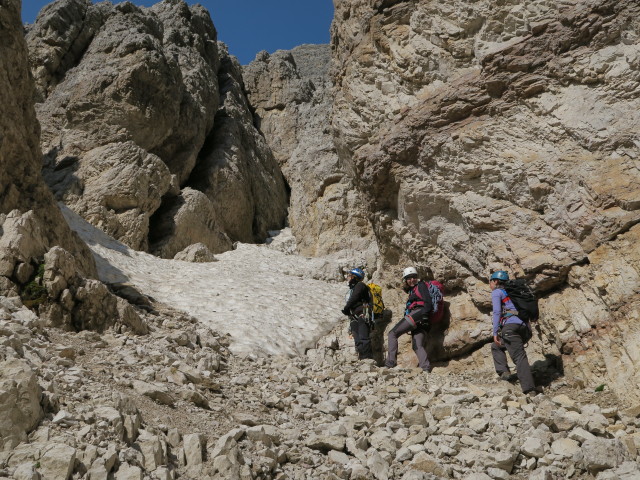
[[525, 389, 540, 398], [498, 371, 512, 382]]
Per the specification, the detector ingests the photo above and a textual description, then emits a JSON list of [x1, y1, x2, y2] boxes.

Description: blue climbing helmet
[[490, 270, 509, 281], [348, 268, 365, 279]]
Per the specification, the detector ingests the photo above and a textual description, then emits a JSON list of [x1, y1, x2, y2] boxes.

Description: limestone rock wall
[[178, 44, 288, 254], [0, 0, 96, 297], [26, 0, 288, 256], [243, 45, 376, 261], [331, 0, 640, 397]]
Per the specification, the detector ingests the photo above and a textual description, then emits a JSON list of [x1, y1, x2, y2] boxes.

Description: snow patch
[[61, 205, 347, 356]]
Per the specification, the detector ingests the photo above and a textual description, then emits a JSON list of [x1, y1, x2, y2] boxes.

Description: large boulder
[[148, 187, 233, 258], [0, 359, 43, 451]]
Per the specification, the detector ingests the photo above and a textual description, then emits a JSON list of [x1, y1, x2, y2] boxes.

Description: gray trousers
[[350, 316, 373, 360], [491, 323, 535, 393], [385, 312, 430, 371]]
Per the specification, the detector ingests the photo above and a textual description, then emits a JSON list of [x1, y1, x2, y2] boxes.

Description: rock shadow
[[148, 194, 183, 254], [42, 146, 82, 199], [371, 309, 392, 366], [424, 301, 451, 370], [531, 353, 564, 387]]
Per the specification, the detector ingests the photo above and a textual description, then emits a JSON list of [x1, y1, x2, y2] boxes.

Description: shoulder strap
[[500, 288, 510, 304], [413, 282, 424, 300]]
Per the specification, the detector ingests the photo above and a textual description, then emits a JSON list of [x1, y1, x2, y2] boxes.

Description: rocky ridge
[[26, 0, 288, 257]]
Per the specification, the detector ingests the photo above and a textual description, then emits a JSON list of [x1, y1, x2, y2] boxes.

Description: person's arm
[[417, 282, 433, 311], [343, 282, 366, 314], [492, 289, 503, 343]]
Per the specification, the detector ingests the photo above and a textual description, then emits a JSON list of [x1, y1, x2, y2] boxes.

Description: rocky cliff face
[[0, 0, 95, 294], [243, 45, 376, 262], [26, 0, 288, 257], [331, 0, 640, 400]]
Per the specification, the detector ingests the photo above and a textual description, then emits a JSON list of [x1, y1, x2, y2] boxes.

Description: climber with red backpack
[[489, 270, 538, 396], [385, 267, 443, 372]]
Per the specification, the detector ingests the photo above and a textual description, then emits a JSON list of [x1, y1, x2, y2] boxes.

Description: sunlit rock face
[[243, 45, 377, 263], [26, 0, 288, 256], [330, 0, 640, 398]]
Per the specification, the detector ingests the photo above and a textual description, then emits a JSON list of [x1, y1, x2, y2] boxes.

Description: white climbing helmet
[[402, 266, 418, 280]]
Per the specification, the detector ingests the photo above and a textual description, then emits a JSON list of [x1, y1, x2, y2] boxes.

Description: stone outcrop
[[0, 0, 147, 338], [540, 224, 640, 403], [171, 43, 288, 253], [0, 0, 95, 300], [26, 0, 288, 256], [39, 246, 148, 334], [243, 45, 376, 261], [330, 0, 640, 398]]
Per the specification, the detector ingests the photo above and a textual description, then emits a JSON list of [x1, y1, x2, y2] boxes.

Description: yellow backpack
[[367, 283, 385, 317]]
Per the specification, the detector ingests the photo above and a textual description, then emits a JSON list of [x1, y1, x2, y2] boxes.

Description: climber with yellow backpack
[[342, 267, 374, 360]]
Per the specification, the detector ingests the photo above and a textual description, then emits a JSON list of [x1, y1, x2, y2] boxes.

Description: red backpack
[[410, 281, 445, 323]]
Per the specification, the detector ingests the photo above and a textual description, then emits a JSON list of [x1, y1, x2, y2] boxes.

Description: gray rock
[[580, 438, 629, 473], [328, 449, 350, 465], [305, 434, 345, 452], [550, 438, 581, 458], [183, 433, 205, 466], [367, 449, 390, 480], [173, 243, 217, 263], [521, 437, 546, 458], [132, 380, 175, 406], [410, 452, 449, 477], [12, 463, 40, 480], [114, 462, 143, 480], [0, 359, 42, 450], [39, 443, 76, 480]]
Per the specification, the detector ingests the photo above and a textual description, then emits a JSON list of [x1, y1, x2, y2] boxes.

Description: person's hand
[[493, 335, 502, 346]]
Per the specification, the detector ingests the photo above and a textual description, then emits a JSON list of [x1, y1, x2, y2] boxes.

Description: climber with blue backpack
[[385, 267, 442, 372], [489, 270, 538, 396], [342, 267, 374, 360]]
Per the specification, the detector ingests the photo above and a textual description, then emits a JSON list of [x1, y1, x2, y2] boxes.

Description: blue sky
[[22, 1, 334, 65]]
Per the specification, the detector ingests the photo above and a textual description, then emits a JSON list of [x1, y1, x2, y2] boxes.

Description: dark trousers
[[385, 312, 430, 371], [491, 323, 535, 393], [350, 316, 373, 360]]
